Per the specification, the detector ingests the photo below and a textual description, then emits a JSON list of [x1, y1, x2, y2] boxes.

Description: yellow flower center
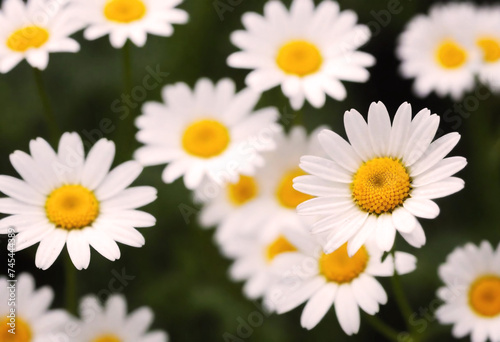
[[0, 316, 32, 342], [276, 40, 323, 76], [182, 119, 230, 158], [469, 275, 500, 317], [276, 168, 313, 209], [92, 335, 122, 342], [6, 26, 49, 52], [477, 37, 500, 63], [319, 243, 369, 284], [436, 40, 468, 69], [266, 235, 297, 262], [228, 175, 258, 206], [45, 185, 99, 229], [104, 0, 146, 23], [351, 157, 411, 214]]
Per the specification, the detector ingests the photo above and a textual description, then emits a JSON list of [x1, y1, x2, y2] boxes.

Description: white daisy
[[198, 125, 325, 245], [397, 3, 481, 100], [436, 241, 500, 342], [0, 0, 81, 73], [227, 0, 375, 110], [73, 0, 188, 48], [76, 294, 168, 342], [264, 237, 416, 333], [0, 273, 70, 341], [294, 101, 467, 256], [134, 78, 281, 190], [473, 6, 500, 91], [222, 224, 310, 300], [0, 132, 157, 270]]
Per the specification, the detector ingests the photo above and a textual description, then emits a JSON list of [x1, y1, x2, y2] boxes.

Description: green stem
[[65, 254, 77, 315], [33, 68, 60, 142], [292, 109, 303, 128], [122, 40, 132, 95], [390, 255, 415, 334], [363, 313, 400, 342]]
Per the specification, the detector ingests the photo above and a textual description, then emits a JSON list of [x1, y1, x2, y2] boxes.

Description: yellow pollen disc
[[276, 40, 323, 76], [351, 157, 411, 214], [45, 185, 99, 230], [477, 37, 500, 63], [92, 335, 122, 342], [266, 235, 297, 262], [6, 26, 49, 52], [182, 119, 230, 158], [0, 316, 32, 342], [436, 40, 468, 69], [228, 175, 258, 206], [104, 0, 146, 23], [319, 243, 369, 284], [276, 168, 313, 209], [469, 275, 500, 317]]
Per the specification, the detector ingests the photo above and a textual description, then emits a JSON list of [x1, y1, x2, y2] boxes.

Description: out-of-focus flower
[[73, 0, 188, 48], [474, 6, 500, 91], [0, 273, 70, 340], [397, 3, 480, 100], [0, 0, 81, 73], [0, 132, 157, 270], [265, 237, 416, 333], [134, 78, 280, 190], [197, 126, 325, 245], [75, 294, 168, 342], [294, 101, 466, 255], [227, 0, 374, 110], [221, 224, 310, 300], [436, 241, 500, 342]]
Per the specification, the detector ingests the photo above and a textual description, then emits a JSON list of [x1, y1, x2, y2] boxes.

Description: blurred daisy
[[222, 224, 309, 300], [76, 294, 168, 342], [0, 0, 81, 73], [295, 102, 466, 255], [202, 126, 325, 244], [227, 0, 375, 110], [436, 241, 500, 342], [474, 7, 500, 91], [265, 238, 416, 333], [0, 273, 70, 341], [397, 3, 480, 100], [134, 78, 280, 190], [73, 0, 188, 48], [0, 132, 157, 270]]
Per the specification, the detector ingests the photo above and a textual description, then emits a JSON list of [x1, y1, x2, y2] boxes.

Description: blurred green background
[[1, 0, 500, 341]]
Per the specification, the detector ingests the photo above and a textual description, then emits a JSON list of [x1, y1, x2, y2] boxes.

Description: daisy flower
[[436, 241, 500, 342], [397, 3, 480, 100], [73, 0, 188, 48], [0, 0, 81, 73], [0, 132, 157, 270], [227, 0, 375, 110], [221, 223, 310, 300], [294, 101, 467, 256], [265, 237, 416, 333], [134, 78, 281, 190], [0, 273, 70, 341], [198, 126, 325, 245], [473, 6, 500, 91], [76, 294, 168, 342]]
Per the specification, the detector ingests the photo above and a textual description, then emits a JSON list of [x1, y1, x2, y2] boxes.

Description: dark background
[[1, 0, 500, 341]]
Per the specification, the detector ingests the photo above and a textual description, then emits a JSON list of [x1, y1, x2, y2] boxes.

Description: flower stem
[[65, 254, 77, 315], [363, 313, 400, 342], [390, 256, 415, 334], [33, 68, 60, 142], [122, 40, 132, 95]]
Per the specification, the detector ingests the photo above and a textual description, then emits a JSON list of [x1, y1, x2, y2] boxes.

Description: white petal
[[410, 177, 464, 199], [367, 102, 391, 157], [95, 161, 143, 201], [35, 229, 68, 270], [0, 175, 45, 205], [391, 207, 417, 233], [318, 130, 362, 173], [344, 109, 373, 160], [301, 283, 337, 330], [400, 221, 426, 248], [83, 228, 121, 261], [66, 229, 91, 270], [347, 214, 377, 256], [101, 186, 157, 212], [335, 284, 360, 335], [387, 102, 411, 157], [412, 157, 467, 187], [403, 198, 440, 219], [299, 156, 352, 183], [394, 252, 417, 275], [81, 139, 116, 190], [375, 214, 396, 252], [410, 132, 461, 177]]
